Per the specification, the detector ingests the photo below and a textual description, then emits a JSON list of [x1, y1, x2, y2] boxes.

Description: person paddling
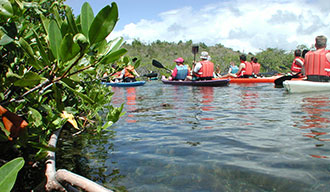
[[304, 35, 330, 82], [274, 49, 305, 87], [170, 57, 190, 81], [192, 51, 215, 80], [120, 58, 140, 82]]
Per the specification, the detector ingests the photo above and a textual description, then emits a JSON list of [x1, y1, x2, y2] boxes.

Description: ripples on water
[[80, 81, 330, 191]]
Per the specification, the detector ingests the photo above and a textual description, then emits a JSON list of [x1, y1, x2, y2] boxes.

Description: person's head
[[239, 54, 247, 62], [200, 51, 209, 60], [302, 49, 309, 58], [315, 35, 327, 49], [174, 57, 184, 64], [230, 61, 235, 66], [294, 49, 302, 57], [250, 57, 255, 62], [253, 57, 258, 63]]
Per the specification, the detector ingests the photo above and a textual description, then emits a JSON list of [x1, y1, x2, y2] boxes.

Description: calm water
[[78, 81, 330, 191]]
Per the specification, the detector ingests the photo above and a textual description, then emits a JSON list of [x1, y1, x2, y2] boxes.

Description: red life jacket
[[252, 62, 260, 74], [124, 65, 135, 78], [112, 71, 122, 78], [237, 61, 253, 77], [305, 49, 330, 76], [196, 60, 214, 78], [290, 57, 304, 73]]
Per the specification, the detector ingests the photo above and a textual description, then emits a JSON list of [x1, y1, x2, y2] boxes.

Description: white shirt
[[193, 62, 202, 74]]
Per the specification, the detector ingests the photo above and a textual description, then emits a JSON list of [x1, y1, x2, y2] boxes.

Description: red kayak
[[215, 76, 282, 83]]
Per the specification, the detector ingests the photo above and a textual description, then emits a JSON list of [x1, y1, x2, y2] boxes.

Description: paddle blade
[[192, 45, 199, 54], [152, 59, 164, 69]]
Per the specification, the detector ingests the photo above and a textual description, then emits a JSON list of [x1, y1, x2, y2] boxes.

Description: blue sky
[[65, 0, 330, 53]]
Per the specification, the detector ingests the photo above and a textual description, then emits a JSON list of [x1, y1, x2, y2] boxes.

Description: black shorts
[[307, 75, 330, 82]]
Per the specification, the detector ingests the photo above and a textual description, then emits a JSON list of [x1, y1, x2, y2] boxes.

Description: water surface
[[77, 81, 330, 191]]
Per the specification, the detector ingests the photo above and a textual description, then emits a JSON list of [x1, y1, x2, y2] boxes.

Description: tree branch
[[44, 127, 114, 192]]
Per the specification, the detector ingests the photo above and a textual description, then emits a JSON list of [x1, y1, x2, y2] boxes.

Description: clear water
[[80, 81, 330, 191]]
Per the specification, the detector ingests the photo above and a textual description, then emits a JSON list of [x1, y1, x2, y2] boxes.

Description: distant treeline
[[122, 39, 304, 76]]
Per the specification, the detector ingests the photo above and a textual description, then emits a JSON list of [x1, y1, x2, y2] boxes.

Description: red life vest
[[124, 65, 135, 78], [237, 61, 253, 77], [112, 71, 122, 78], [290, 57, 304, 73], [252, 62, 260, 74], [305, 49, 330, 76], [196, 60, 214, 78]]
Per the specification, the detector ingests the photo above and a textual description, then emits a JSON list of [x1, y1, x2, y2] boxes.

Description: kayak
[[283, 80, 330, 93], [101, 81, 146, 87], [216, 76, 281, 83], [162, 79, 230, 87]]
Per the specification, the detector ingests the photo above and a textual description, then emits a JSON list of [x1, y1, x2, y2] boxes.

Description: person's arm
[[295, 58, 304, 67], [171, 67, 177, 78], [133, 69, 140, 77], [193, 62, 202, 76], [119, 69, 125, 79], [227, 67, 232, 74], [236, 63, 245, 75]]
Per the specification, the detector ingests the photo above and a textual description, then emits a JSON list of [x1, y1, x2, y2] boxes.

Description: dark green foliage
[[123, 40, 293, 75], [0, 0, 126, 190]]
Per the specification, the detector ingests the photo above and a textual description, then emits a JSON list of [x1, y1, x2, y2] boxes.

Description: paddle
[[274, 72, 301, 88], [152, 59, 172, 72], [192, 45, 199, 63]]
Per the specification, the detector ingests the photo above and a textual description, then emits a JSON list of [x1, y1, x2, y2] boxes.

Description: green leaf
[[40, 14, 50, 36], [0, 32, 13, 45], [109, 37, 124, 52], [18, 38, 43, 69], [61, 81, 95, 104], [49, 20, 62, 60], [134, 59, 141, 69], [65, 6, 78, 34], [28, 141, 56, 152], [0, 0, 13, 17], [0, 157, 25, 192], [81, 2, 94, 38], [60, 34, 80, 62], [32, 29, 50, 66], [28, 107, 42, 127], [89, 2, 118, 45], [14, 72, 42, 87], [53, 85, 64, 112], [99, 48, 127, 65]]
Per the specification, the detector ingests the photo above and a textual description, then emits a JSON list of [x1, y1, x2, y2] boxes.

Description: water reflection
[[238, 90, 259, 109], [298, 95, 330, 159], [112, 87, 137, 123]]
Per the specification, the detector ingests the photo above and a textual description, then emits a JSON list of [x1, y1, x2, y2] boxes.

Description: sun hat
[[174, 57, 184, 63], [200, 51, 209, 59]]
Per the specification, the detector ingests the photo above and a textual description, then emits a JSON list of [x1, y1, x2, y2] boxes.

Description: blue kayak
[[101, 81, 146, 87]]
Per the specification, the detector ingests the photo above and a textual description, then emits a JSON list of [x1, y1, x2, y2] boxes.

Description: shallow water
[[78, 81, 330, 191]]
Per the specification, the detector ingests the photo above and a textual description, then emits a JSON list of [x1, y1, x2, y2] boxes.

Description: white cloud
[[109, 0, 330, 54]]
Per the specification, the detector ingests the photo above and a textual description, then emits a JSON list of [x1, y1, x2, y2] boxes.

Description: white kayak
[[283, 80, 330, 93]]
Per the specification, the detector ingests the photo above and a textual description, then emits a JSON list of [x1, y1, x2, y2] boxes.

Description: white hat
[[200, 51, 209, 59]]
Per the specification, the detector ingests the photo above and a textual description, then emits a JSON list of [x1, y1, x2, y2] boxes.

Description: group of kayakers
[[165, 51, 262, 81], [107, 35, 330, 84], [275, 35, 330, 86]]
